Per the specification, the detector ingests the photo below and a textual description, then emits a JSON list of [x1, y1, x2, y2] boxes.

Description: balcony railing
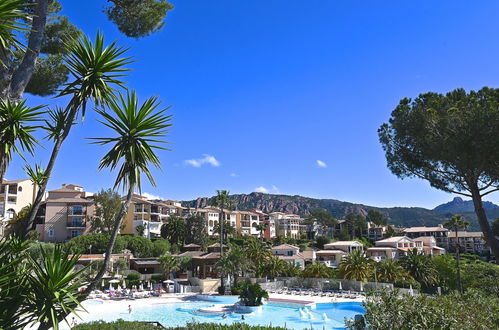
[[68, 210, 84, 216], [67, 221, 86, 228]]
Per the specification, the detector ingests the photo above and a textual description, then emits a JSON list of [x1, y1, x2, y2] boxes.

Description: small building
[[414, 236, 446, 256], [366, 236, 422, 261], [448, 231, 490, 255], [403, 225, 449, 249], [271, 244, 307, 269], [130, 258, 162, 275], [316, 241, 364, 268]]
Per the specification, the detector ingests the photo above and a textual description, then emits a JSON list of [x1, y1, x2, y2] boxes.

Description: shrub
[[121, 235, 154, 257], [394, 278, 421, 290], [237, 281, 269, 307], [152, 238, 170, 257], [126, 273, 141, 287], [74, 321, 287, 329], [65, 234, 126, 254], [151, 274, 165, 282]]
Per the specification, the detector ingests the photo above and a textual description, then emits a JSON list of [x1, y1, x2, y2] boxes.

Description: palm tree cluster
[[0, 3, 172, 326]]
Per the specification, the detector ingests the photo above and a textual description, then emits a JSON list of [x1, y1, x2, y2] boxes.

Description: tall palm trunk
[[84, 184, 134, 295], [0, 152, 7, 185], [220, 208, 225, 294], [455, 228, 463, 293], [25, 105, 79, 234]]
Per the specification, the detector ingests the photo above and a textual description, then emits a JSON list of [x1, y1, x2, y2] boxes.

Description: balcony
[[67, 220, 86, 228]]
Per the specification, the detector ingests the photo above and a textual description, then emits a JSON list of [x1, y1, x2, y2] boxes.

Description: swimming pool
[[76, 297, 364, 330]]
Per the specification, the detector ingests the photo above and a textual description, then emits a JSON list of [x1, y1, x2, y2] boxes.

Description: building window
[[6, 209, 15, 219], [18, 186, 22, 192], [48, 229, 54, 238], [71, 230, 81, 238], [71, 205, 83, 215]]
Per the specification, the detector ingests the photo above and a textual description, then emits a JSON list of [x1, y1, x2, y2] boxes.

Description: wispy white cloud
[[316, 160, 327, 168], [141, 192, 164, 200], [229, 173, 238, 177], [185, 154, 221, 167], [255, 185, 279, 193]]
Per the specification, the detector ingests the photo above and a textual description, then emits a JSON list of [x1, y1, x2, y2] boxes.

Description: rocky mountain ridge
[[183, 192, 498, 231]]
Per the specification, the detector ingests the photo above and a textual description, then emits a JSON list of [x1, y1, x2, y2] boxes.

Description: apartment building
[[271, 244, 307, 269], [0, 179, 39, 236], [316, 241, 364, 268], [249, 209, 275, 239], [121, 195, 183, 238], [403, 225, 449, 249], [447, 231, 490, 255], [37, 184, 94, 242], [271, 212, 305, 238], [234, 210, 260, 236]]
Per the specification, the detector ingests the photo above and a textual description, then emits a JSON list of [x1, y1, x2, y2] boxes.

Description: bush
[[127, 273, 141, 287], [355, 289, 499, 330], [74, 321, 287, 329], [394, 278, 421, 290], [237, 281, 269, 307], [151, 274, 166, 282], [65, 234, 126, 254], [152, 238, 170, 257], [121, 235, 154, 257]]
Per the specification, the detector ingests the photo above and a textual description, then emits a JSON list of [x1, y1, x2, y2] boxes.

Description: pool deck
[[268, 292, 364, 304]]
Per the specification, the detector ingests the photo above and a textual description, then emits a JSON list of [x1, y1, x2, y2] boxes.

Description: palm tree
[[216, 244, 248, 286], [246, 238, 272, 278], [339, 249, 373, 281], [25, 32, 132, 233], [85, 89, 171, 293], [0, 99, 44, 183], [213, 190, 232, 292], [399, 249, 438, 288], [444, 215, 469, 293], [158, 254, 180, 279], [212, 220, 236, 241], [375, 258, 409, 283], [256, 223, 266, 241], [302, 262, 333, 278], [264, 256, 286, 279], [0, 0, 28, 64], [160, 216, 187, 246]]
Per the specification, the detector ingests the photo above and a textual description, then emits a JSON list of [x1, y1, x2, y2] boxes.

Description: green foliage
[[302, 262, 334, 278], [0, 237, 87, 330], [306, 208, 336, 226], [366, 209, 387, 226], [152, 238, 170, 257], [65, 234, 126, 255], [0, 0, 28, 60], [339, 249, 373, 281], [161, 216, 187, 246], [378, 87, 499, 256], [375, 258, 410, 283], [105, 0, 174, 38], [491, 218, 499, 236], [90, 189, 123, 234], [5, 204, 31, 236], [74, 320, 287, 330], [398, 249, 438, 288], [121, 235, 153, 257], [237, 281, 269, 307], [354, 289, 499, 330], [158, 253, 180, 276], [135, 225, 145, 236], [185, 214, 208, 246], [314, 235, 330, 249], [90, 89, 171, 190], [25, 54, 69, 96], [126, 273, 140, 287], [393, 278, 421, 290]]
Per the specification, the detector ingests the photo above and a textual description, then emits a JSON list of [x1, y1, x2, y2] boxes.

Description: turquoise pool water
[[79, 298, 364, 329]]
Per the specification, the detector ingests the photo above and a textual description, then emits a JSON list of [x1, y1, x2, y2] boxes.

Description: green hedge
[[73, 320, 287, 330]]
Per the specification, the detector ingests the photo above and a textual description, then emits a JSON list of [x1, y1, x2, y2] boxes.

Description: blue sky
[[7, 1, 499, 208]]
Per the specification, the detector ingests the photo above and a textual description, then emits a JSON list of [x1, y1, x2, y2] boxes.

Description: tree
[[90, 189, 123, 234], [152, 238, 170, 257], [212, 220, 236, 241], [399, 249, 438, 288], [245, 238, 272, 278], [378, 87, 499, 258], [345, 213, 367, 238], [492, 218, 499, 236], [216, 244, 248, 286], [256, 223, 266, 240], [158, 253, 180, 279], [212, 190, 232, 292], [366, 209, 387, 226], [135, 225, 145, 237], [0, 0, 173, 100], [0, 99, 44, 182], [64, 233, 126, 255], [315, 235, 331, 249], [5, 204, 31, 237], [0, 237, 87, 330], [339, 249, 373, 281], [160, 216, 187, 246], [375, 259, 409, 283], [185, 214, 208, 246], [264, 256, 286, 279], [444, 215, 469, 293], [25, 32, 132, 234], [121, 235, 153, 258], [302, 262, 333, 278], [237, 281, 269, 307], [84, 89, 172, 295]]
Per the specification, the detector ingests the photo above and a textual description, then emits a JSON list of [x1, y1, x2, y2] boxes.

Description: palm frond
[[42, 107, 75, 142], [24, 163, 48, 186], [0, 0, 29, 64], [89, 90, 172, 192]]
